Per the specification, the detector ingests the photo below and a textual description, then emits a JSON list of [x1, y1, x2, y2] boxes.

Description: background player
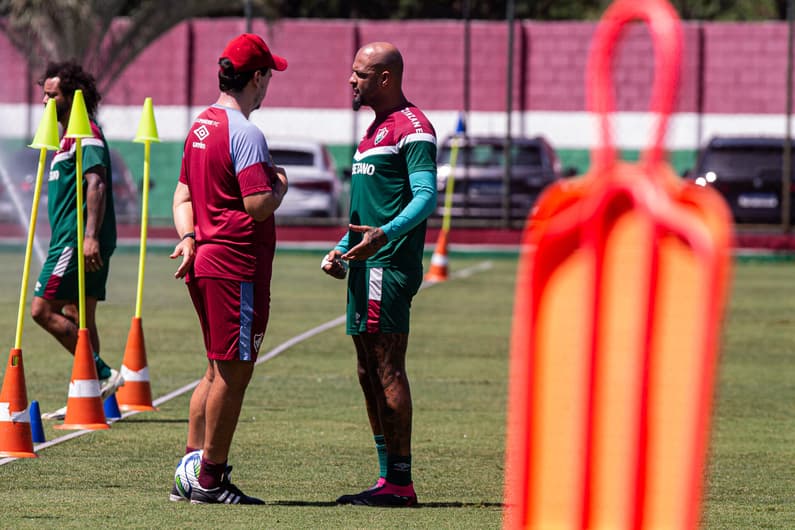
[[31, 61, 123, 419]]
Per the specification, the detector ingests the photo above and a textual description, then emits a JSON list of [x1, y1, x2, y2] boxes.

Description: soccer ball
[[174, 449, 202, 499]]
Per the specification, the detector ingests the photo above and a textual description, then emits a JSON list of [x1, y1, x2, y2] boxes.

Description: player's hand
[[268, 154, 288, 198], [274, 166, 288, 198], [84, 236, 103, 272], [341, 225, 387, 261], [170, 238, 196, 279], [321, 249, 348, 280]]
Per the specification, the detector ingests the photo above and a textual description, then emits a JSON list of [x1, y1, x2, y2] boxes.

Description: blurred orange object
[[502, 1, 733, 529]]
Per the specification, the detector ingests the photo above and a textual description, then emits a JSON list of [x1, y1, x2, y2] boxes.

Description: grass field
[[0, 247, 511, 529], [0, 247, 794, 528]]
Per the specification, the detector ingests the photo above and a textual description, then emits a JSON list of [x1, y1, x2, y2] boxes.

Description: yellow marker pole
[[114, 97, 161, 413], [440, 136, 461, 235], [132, 97, 160, 318], [14, 100, 60, 349], [440, 115, 466, 235], [65, 90, 94, 330], [134, 142, 150, 318], [424, 116, 466, 283], [75, 141, 85, 329]]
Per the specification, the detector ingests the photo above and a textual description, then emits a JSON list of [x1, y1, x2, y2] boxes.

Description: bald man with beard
[[322, 42, 438, 507]]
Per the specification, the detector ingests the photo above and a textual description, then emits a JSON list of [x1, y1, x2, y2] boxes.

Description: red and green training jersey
[[348, 104, 437, 270], [47, 121, 116, 251]]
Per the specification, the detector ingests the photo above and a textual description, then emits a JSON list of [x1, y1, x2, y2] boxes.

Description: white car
[[268, 139, 341, 218], [0, 146, 140, 224]]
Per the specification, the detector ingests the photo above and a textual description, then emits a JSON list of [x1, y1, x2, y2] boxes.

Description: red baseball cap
[[219, 33, 287, 73]]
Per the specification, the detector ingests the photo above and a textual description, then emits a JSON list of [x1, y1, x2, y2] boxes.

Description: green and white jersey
[[47, 121, 116, 251], [349, 104, 437, 269]]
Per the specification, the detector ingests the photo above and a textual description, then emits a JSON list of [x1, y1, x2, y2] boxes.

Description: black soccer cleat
[[338, 481, 418, 507], [336, 477, 385, 504], [189, 467, 265, 505]]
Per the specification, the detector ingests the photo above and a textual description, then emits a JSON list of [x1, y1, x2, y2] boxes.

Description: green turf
[[701, 262, 795, 528], [0, 249, 793, 528], [0, 249, 511, 528]]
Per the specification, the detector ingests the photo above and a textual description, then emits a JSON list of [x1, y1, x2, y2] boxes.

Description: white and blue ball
[[174, 449, 202, 499]]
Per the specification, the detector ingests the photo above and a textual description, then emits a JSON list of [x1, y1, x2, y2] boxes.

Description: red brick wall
[[702, 22, 788, 114], [0, 30, 32, 103], [1, 19, 790, 116], [112, 22, 192, 106], [524, 22, 591, 111]]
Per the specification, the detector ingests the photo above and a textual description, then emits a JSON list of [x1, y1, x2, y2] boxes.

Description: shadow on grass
[[122, 418, 188, 424], [269, 500, 503, 508]]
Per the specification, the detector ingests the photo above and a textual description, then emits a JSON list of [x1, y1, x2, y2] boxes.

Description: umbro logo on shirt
[[194, 125, 210, 141], [192, 125, 210, 149]]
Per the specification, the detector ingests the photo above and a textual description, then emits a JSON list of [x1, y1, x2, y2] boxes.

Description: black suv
[[686, 136, 795, 224], [435, 135, 565, 220]]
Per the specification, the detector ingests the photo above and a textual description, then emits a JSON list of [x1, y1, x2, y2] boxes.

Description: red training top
[[179, 104, 277, 282]]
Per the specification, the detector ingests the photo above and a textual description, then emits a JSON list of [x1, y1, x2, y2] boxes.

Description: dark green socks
[[94, 352, 112, 380], [375, 436, 412, 485], [374, 434, 387, 479], [386, 454, 412, 486]]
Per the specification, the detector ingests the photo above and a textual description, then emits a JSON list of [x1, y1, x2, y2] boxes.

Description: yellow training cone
[[134, 97, 160, 143], [29, 99, 60, 151], [65, 89, 92, 139]]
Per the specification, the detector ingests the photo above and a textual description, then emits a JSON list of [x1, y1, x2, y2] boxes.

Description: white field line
[[0, 260, 494, 466]]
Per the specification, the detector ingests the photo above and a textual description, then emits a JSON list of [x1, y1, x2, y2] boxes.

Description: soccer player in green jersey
[[323, 42, 437, 507], [31, 62, 123, 417]]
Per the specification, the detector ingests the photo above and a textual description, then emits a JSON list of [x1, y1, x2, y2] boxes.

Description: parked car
[[685, 136, 795, 224], [0, 146, 140, 225], [434, 135, 567, 220], [0, 183, 13, 222], [268, 139, 341, 218]]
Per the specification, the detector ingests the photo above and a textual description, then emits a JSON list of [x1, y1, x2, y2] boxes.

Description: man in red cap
[[169, 33, 288, 505]]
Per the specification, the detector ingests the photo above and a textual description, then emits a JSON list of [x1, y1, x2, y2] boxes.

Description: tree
[[671, 0, 781, 20], [0, 0, 278, 93], [0, 0, 788, 95], [267, 0, 789, 20]]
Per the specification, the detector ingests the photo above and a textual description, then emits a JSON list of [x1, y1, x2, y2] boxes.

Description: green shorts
[[346, 266, 422, 335], [34, 245, 113, 301]]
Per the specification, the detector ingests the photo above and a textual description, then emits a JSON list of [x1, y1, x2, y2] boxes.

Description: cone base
[[54, 422, 109, 431], [424, 271, 448, 282], [0, 450, 37, 458], [118, 404, 157, 412], [116, 382, 155, 411]]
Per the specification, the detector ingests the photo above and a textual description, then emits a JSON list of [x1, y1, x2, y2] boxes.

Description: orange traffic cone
[[0, 348, 37, 458], [425, 230, 449, 282], [54, 329, 109, 430], [116, 317, 156, 411]]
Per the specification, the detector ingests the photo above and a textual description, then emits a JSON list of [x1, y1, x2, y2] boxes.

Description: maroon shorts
[[187, 277, 270, 361]]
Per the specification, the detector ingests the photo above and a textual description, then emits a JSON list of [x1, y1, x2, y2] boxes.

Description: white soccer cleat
[[42, 405, 67, 420], [100, 368, 125, 401]]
